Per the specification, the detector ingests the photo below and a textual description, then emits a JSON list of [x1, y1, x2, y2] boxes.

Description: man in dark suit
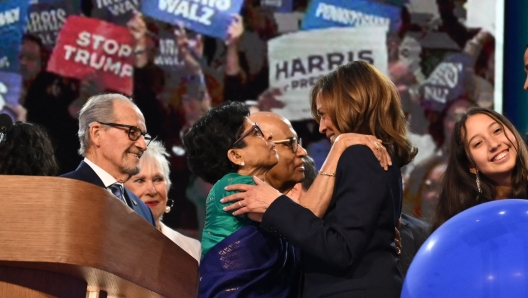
[[250, 145, 404, 298], [399, 213, 431, 278], [61, 93, 155, 226]]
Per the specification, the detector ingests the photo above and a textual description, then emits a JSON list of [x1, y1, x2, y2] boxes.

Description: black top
[[261, 145, 403, 298]]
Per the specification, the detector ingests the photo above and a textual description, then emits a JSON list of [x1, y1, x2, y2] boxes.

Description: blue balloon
[[402, 199, 528, 298]]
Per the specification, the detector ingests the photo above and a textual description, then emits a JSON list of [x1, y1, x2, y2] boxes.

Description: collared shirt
[[83, 157, 123, 195]]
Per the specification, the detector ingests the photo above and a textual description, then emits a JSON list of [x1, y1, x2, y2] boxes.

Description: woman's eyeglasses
[[232, 123, 264, 147], [272, 137, 302, 153], [97, 121, 153, 146]]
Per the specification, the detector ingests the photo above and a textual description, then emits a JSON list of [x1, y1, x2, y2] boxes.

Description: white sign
[[267, 26, 387, 121], [466, 0, 495, 34]]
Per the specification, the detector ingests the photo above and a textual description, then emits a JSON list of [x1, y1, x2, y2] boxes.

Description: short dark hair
[[301, 155, 316, 192], [23, 34, 45, 49], [22, 33, 49, 65], [183, 101, 249, 184], [0, 121, 58, 175]]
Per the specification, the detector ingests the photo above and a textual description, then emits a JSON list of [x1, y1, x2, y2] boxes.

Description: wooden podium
[[0, 176, 198, 298]]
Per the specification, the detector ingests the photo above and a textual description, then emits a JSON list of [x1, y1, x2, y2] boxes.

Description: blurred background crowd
[[0, 0, 496, 239]]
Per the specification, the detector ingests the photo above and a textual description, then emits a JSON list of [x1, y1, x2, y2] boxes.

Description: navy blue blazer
[[61, 161, 156, 226], [399, 213, 431, 278], [261, 145, 403, 298]]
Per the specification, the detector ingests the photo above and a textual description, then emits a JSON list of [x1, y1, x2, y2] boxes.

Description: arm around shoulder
[[261, 146, 392, 271]]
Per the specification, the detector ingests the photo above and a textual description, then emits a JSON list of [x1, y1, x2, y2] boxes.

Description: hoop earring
[[165, 199, 175, 213], [476, 171, 482, 193]]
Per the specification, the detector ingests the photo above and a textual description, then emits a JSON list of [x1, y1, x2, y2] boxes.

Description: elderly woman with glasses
[[125, 140, 201, 262], [184, 101, 388, 297], [222, 62, 417, 297]]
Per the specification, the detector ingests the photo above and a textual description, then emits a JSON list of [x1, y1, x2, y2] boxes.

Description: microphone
[[0, 113, 13, 144]]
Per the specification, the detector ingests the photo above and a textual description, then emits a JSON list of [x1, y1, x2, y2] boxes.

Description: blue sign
[[261, 0, 293, 13], [0, 70, 22, 120], [420, 53, 474, 112], [27, 0, 81, 50], [301, 0, 400, 32], [90, 0, 139, 26], [141, 0, 244, 40], [0, 0, 30, 73]]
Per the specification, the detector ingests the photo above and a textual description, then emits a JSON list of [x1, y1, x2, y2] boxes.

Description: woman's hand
[[221, 176, 282, 221], [333, 133, 392, 170], [174, 23, 189, 59], [175, 23, 203, 74]]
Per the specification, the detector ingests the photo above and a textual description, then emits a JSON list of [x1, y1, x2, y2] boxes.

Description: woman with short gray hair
[[125, 139, 201, 261]]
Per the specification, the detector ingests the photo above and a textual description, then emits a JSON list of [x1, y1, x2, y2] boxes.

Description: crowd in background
[[1, 0, 496, 238]]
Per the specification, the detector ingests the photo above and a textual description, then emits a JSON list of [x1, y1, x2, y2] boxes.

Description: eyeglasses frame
[[97, 121, 153, 146], [232, 123, 264, 147], [272, 137, 302, 153]]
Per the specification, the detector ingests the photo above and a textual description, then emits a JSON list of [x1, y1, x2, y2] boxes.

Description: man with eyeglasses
[[249, 112, 308, 195], [61, 93, 155, 226]]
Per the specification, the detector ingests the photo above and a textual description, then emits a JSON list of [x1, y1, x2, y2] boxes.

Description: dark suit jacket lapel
[[124, 188, 139, 208], [64, 161, 155, 226], [72, 162, 131, 207], [74, 161, 106, 188]]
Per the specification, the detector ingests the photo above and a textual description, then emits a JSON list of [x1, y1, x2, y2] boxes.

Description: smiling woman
[[221, 61, 416, 298], [432, 107, 528, 231], [124, 139, 201, 262], [182, 101, 303, 297], [184, 100, 394, 297]]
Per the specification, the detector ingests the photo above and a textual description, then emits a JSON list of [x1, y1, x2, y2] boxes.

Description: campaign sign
[[153, 24, 185, 72], [466, 0, 495, 34], [0, 70, 22, 120], [420, 53, 473, 112], [268, 26, 388, 121], [0, 0, 30, 73], [141, 0, 245, 39], [301, 0, 400, 32], [47, 16, 135, 95], [26, 0, 82, 50], [90, 0, 139, 26], [261, 0, 293, 13]]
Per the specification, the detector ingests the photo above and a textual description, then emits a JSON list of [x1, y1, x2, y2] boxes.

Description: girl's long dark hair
[[432, 107, 528, 231]]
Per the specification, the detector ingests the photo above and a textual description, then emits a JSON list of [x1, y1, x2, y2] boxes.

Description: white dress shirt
[[160, 222, 202, 263]]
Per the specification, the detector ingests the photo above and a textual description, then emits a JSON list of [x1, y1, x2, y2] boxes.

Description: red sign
[[47, 16, 134, 95]]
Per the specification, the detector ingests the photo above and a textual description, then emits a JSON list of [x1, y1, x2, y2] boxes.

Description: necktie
[[109, 183, 127, 205]]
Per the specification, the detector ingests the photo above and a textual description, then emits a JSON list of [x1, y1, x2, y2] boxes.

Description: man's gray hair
[[138, 140, 172, 191], [77, 93, 133, 156]]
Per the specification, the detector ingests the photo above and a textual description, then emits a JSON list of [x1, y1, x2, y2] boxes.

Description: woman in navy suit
[[223, 61, 417, 297]]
